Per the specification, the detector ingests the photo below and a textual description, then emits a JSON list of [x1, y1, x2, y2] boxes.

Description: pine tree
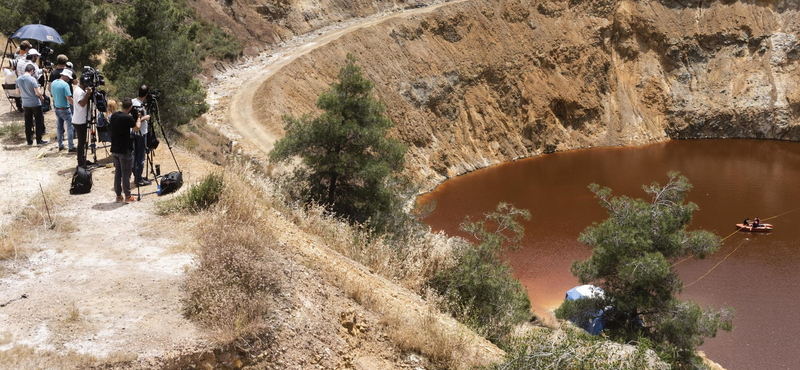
[[104, 0, 208, 127], [0, 0, 110, 69], [270, 54, 407, 231], [556, 172, 733, 367]]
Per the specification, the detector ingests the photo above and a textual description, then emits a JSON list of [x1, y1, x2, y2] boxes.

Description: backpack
[[146, 128, 159, 150], [158, 171, 183, 195], [93, 90, 108, 112], [97, 112, 111, 142], [41, 95, 51, 113], [69, 166, 92, 194]]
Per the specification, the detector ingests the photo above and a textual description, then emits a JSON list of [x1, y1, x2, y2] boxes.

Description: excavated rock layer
[[187, 0, 431, 54], [253, 0, 800, 190]]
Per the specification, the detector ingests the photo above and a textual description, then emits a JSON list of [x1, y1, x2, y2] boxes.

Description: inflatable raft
[[736, 223, 773, 232]]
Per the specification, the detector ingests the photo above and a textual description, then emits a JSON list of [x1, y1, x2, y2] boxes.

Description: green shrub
[[492, 325, 668, 370], [557, 172, 733, 368], [0, 123, 25, 144], [428, 203, 532, 346], [187, 20, 242, 61], [158, 172, 223, 214], [105, 0, 208, 128]]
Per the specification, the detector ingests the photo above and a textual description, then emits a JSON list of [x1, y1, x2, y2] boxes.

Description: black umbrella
[[10, 24, 64, 44]]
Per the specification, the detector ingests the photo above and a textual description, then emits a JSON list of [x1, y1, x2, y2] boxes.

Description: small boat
[[736, 223, 773, 232]]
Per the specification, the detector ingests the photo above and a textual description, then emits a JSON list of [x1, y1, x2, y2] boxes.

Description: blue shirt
[[51, 79, 72, 108], [15, 74, 40, 108]]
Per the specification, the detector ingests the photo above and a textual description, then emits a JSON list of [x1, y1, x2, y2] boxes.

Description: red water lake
[[418, 139, 800, 370]]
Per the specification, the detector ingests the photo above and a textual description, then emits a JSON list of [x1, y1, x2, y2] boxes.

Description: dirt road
[[211, 0, 468, 157]]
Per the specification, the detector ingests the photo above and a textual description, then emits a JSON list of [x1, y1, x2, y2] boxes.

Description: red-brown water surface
[[418, 139, 800, 370]]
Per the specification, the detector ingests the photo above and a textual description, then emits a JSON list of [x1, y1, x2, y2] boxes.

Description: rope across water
[[674, 207, 799, 287]]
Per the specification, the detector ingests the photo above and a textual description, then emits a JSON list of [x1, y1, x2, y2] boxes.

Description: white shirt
[[72, 86, 89, 124], [132, 98, 148, 136], [15, 57, 29, 77]]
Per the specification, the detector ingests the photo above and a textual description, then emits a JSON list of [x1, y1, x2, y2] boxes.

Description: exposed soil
[[0, 2, 505, 368], [0, 102, 215, 366], [247, 0, 800, 191], [206, 0, 469, 157]]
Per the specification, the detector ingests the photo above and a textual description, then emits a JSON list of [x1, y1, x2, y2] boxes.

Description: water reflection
[[418, 139, 800, 370]]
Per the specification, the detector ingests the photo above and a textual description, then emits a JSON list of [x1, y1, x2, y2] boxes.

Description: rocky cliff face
[[187, 0, 431, 54], [251, 0, 800, 190]]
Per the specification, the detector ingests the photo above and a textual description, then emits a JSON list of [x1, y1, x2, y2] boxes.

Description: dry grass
[[66, 303, 81, 323], [285, 202, 457, 292], [1, 184, 69, 262], [181, 165, 495, 367], [340, 275, 476, 370], [177, 116, 231, 166], [181, 165, 284, 342], [246, 171, 493, 368], [0, 333, 135, 370], [0, 122, 25, 145]]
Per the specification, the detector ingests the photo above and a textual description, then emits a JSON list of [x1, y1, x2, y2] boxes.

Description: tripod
[[137, 98, 181, 200], [80, 87, 102, 170]]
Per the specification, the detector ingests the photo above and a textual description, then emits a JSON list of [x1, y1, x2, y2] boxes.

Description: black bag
[[93, 91, 108, 112], [70, 166, 92, 194], [146, 129, 159, 150], [159, 171, 183, 195], [41, 95, 51, 113]]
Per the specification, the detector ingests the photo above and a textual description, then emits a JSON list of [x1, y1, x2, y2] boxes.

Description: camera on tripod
[[146, 89, 161, 111], [39, 46, 53, 69], [80, 66, 105, 87]]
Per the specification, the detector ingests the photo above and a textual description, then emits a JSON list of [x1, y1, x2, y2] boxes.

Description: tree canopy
[[104, 0, 208, 127], [430, 203, 532, 345], [0, 0, 110, 70], [556, 172, 733, 367], [270, 54, 407, 232]]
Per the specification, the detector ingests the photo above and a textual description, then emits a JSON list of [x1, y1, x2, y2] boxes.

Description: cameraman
[[15, 41, 31, 77], [72, 75, 93, 167], [110, 98, 148, 203], [25, 49, 44, 83], [131, 85, 151, 186]]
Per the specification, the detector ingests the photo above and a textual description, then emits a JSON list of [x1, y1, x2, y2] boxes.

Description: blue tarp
[[565, 285, 605, 335]]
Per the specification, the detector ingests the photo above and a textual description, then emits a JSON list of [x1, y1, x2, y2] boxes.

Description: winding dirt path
[[214, 0, 468, 157], [206, 0, 504, 364]]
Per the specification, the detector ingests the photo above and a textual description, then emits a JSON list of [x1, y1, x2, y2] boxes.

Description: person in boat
[[743, 218, 750, 226], [753, 217, 760, 228]]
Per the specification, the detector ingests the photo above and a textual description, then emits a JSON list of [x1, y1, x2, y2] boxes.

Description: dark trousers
[[113, 151, 133, 197], [23, 106, 45, 144], [74, 124, 88, 167], [133, 135, 146, 183]]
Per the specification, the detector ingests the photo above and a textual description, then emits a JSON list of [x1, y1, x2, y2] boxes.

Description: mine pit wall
[[254, 0, 800, 191], [187, 0, 434, 54]]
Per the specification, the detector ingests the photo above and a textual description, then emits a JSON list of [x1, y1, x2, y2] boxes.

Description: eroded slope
[[250, 0, 800, 189]]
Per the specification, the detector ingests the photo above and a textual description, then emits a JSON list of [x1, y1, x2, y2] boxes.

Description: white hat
[[66, 62, 73, 69], [28, 48, 40, 56], [61, 69, 74, 79]]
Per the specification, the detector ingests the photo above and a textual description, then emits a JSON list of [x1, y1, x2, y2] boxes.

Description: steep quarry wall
[[187, 0, 432, 54], [251, 0, 800, 190]]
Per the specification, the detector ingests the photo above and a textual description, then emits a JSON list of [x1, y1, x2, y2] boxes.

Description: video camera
[[80, 66, 105, 87], [39, 46, 53, 69], [146, 89, 161, 113]]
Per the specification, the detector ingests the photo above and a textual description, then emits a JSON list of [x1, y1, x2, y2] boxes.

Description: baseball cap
[[66, 62, 73, 69], [28, 48, 40, 56], [61, 69, 74, 79]]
